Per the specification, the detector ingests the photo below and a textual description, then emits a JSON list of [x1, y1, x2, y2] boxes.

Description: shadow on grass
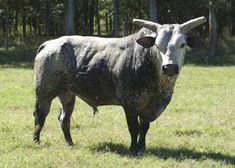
[[0, 47, 35, 69], [91, 142, 235, 165]]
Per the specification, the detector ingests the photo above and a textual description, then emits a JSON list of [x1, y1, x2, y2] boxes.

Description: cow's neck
[[160, 74, 178, 107], [160, 75, 178, 93]]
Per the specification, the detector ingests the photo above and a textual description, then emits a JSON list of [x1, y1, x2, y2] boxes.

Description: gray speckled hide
[[35, 28, 173, 121], [33, 16, 206, 153]]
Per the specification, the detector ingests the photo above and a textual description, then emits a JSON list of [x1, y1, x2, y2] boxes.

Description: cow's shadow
[[91, 142, 235, 165]]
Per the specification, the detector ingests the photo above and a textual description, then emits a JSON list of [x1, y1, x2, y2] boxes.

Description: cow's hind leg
[[138, 118, 150, 151], [33, 97, 52, 143], [58, 92, 75, 146]]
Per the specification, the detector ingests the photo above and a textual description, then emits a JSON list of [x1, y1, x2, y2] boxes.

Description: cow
[[33, 16, 206, 154]]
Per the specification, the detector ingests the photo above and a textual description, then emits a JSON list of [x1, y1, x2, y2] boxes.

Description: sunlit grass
[[0, 65, 234, 168]]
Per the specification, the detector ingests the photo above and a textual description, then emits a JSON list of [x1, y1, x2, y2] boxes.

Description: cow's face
[[155, 25, 187, 76], [133, 17, 206, 76]]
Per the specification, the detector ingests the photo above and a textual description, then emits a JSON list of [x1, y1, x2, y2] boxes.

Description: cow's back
[[67, 35, 137, 106]]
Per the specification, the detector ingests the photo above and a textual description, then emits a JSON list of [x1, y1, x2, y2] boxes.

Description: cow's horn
[[180, 16, 207, 32], [133, 19, 161, 32]]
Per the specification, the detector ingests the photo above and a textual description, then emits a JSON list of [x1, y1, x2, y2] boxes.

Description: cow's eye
[[180, 43, 186, 48]]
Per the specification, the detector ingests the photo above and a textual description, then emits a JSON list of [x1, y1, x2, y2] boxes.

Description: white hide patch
[[155, 25, 187, 68]]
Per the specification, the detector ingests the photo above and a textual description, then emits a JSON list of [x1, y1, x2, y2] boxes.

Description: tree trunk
[[95, 0, 101, 36], [208, 4, 218, 64], [149, 0, 157, 22], [14, 0, 18, 33], [22, 1, 26, 38], [89, 0, 95, 35], [82, 0, 89, 35], [122, 21, 128, 37], [4, 34, 9, 51], [137, 0, 143, 19], [105, 12, 109, 35], [36, 1, 41, 36], [29, 17, 32, 34], [45, 0, 51, 36], [3, 17, 9, 50], [2, 17, 6, 35], [231, 0, 235, 36], [32, 17, 37, 35], [113, 0, 119, 37], [65, 0, 75, 35], [109, 17, 113, 36], [38, 14, 41, 36], [74, 0, 81, 34]]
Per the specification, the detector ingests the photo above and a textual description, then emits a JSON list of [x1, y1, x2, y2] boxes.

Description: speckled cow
[[33, 17, 206, 154]]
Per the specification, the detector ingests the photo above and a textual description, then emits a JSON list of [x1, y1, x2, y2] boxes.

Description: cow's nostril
[[174, 65, 179, 74], [162, 64, 179, 76], [162, 65, 168, 73]]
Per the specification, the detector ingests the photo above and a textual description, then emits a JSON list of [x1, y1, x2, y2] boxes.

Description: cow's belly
[[69, 71, 120, 106]]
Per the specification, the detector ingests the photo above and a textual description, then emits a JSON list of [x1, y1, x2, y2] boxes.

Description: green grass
[[0, 65, 234, 168]]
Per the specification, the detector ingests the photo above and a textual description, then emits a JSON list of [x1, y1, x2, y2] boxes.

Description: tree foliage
[[0, 0, 233, 56], [0, 0, 234, 38]]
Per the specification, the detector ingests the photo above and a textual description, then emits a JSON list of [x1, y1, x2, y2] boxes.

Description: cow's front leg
[[124, 112, 140, 154], [138, 118, 150, 151]]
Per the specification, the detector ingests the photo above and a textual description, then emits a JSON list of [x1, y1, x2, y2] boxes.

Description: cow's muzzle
[[162, 64, 179, 76]]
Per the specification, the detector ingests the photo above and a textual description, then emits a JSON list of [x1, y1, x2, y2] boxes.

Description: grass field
[[0, 65, 234, 168]]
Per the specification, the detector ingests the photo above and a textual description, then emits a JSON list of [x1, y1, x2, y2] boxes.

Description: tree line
[[0, 0, 234, 38], [0, 0, 234, 64]]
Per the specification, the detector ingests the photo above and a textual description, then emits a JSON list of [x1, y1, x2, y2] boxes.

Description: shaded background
[[0, 0, 234, 67]]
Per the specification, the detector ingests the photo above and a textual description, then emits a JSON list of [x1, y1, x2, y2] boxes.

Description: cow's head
[[133, 17, 206, 76]]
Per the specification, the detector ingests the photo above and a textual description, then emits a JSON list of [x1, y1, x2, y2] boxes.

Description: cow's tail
[[93, 106, 98, 115]]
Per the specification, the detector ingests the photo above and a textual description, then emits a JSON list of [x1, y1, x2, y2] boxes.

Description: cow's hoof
[[33, 136, 40, 144], [66, 140, 74, 146], [137, 143, 146, 152], [130, 145, 140, 156]]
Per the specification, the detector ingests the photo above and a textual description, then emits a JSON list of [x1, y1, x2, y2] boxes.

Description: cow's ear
[[186, 36, 194, 48], [136, 36, 156, 48], [186, 35, 200, 48]]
